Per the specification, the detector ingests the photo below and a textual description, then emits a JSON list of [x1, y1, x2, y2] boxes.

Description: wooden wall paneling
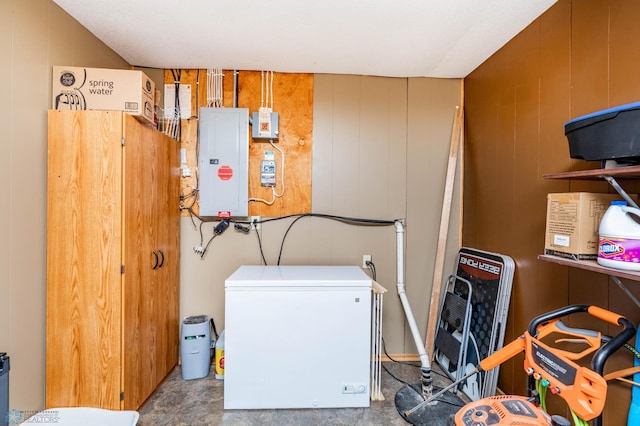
[[510, 31, 548, 400], [325, 75, 361, 262], [461, 70, 494, 247], [405, 77, 462, 355], [326, 75, 361, 214], [359, 76, 392, 215], [570, 0, 610, 117], [609, 0, 640, 104], [603, 277, 640, 424], [309, 75, 336, 263], [310, 75, 334, 214], [539, 0, 572, 179], [167, 70, 313, 218], [465, 1, 640, 423]]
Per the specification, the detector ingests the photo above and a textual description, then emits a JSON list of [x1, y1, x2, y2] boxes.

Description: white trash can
[[180, 315, 212, 380]]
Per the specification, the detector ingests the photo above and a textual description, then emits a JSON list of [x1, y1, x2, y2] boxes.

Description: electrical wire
[[223, 212, 396, 264], [270, 71, 274, 110], [170, 69, 182, 141], [195, 69, 200, 119], [362, 259, 451, 388], [260, 70, 274, 110], [271, 213, 396, 265], [261, 70, 265, 109], [190, 212, 398, 265], [366, 260, 376, 281], [200, 233, 217, 258], [254, 226, 268, 266], [207, 69, 224, 108], [270, 140, 285, 198]]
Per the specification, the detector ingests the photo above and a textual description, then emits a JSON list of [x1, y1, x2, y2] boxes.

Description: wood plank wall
[[163, 70, 313, 217], [464, 1, 640, 424]]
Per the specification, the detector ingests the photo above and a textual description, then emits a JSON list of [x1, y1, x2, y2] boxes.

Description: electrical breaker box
[[199, 108, 249, 217]]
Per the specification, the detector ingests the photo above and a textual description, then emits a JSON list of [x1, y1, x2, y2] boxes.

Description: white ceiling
[[53, 0, 557, 78]]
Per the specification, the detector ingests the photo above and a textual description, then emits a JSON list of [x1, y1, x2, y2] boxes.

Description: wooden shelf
[[538, 254, 640, 282], [543, 165, 640, 180]]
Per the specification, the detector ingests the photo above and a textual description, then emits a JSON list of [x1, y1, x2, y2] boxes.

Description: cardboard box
[[544, 192, 634, 260], [52, 66, 155, 124]]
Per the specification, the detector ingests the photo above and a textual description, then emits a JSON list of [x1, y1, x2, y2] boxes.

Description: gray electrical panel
[[199, 108, 249, 217]]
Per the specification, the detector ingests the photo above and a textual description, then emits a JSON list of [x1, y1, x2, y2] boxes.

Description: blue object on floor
[[0, 353, 9, 426], [628, 325, 640, 426]]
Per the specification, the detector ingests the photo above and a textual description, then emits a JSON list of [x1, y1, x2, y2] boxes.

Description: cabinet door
[[122, 115, 158, 409], [46, 110, 124, 409], [153, 130, 181, 385]]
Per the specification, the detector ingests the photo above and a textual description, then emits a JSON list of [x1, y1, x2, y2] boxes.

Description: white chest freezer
[[224, 265, 372, 409]]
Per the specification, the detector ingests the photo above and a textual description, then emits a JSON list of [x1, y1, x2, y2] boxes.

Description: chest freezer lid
[[225, 265, 372, 288]]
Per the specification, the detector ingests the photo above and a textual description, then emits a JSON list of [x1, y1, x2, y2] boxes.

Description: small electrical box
[[252, 111, 279, 141], [261, 160, 276, 186]]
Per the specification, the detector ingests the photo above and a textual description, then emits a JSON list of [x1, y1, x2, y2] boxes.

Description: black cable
[[200, 234, 216, 258], [366, 260, 376, 281], [233, 213, 397, 227], [277, 215, 308, 265], [254, 226, 268, 265], [380, 336, 449, 380], [190, 212, 399, 265], [268, 213, 397, 265], [382, 362, 413, 386]]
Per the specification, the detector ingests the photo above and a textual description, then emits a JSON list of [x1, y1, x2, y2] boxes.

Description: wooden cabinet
[[46, 110, 180, 410]]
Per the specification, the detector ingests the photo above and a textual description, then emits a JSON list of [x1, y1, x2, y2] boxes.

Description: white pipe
[[395, 220, 431, 371]]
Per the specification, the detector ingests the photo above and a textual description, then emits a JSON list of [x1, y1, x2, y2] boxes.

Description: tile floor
[[138, 362, 468, 425]]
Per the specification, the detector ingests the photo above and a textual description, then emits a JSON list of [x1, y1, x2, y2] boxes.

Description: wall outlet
[[250, 216, 261, 230], [362, 255, 372, 268]]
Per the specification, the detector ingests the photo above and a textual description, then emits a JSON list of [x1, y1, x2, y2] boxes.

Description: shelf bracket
[[609, 275, 640, 310], [603, 175, 639, 208]]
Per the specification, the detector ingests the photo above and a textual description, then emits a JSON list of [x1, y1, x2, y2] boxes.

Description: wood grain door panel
[[122, 115, 158, 409], [46, 110, 123, 409]]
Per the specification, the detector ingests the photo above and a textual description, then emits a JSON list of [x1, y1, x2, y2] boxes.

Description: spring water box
[[52, 66, 155, 124]]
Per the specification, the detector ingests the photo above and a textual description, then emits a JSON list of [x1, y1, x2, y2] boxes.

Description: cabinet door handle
[[152, 250, 159, 270], [158, 249, 165, 268]]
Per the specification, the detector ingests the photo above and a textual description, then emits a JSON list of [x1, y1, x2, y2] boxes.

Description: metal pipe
[[610, 275, 640, 310], [233, 70, 238, 108], [604, 176, 639, 208]]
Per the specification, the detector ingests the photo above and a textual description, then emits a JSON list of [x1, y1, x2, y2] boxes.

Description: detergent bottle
[[215, 330, 225, 380], [597, 200, 640, 271]]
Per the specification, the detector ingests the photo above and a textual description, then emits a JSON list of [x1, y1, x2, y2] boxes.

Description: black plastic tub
[[564, 102, 640, 164]]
